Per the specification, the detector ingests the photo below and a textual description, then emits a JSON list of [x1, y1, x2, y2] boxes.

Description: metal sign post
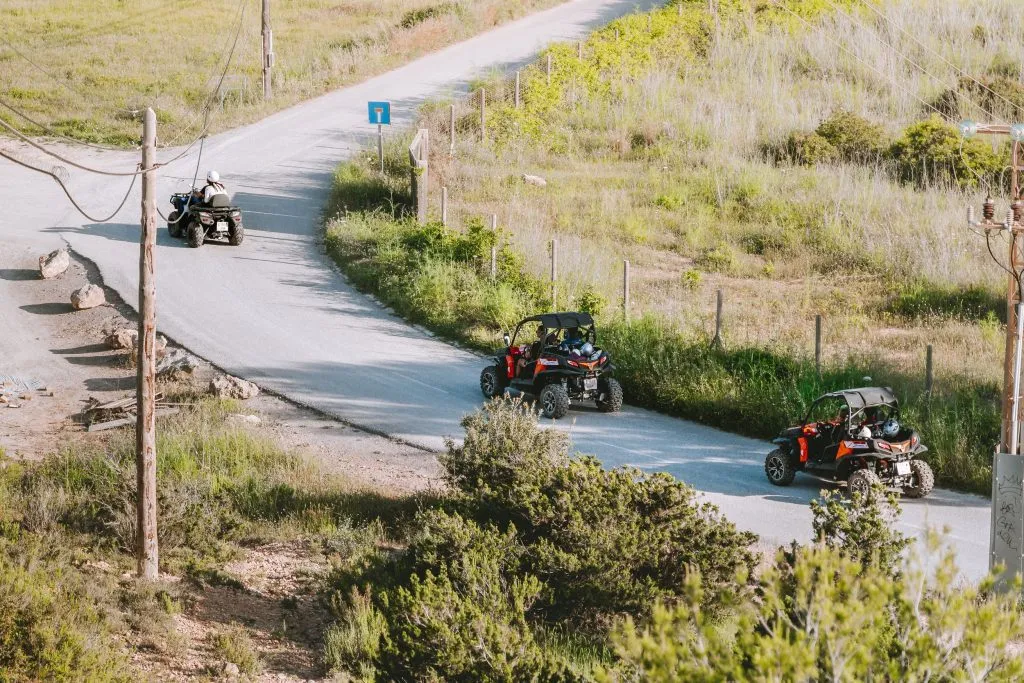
[[368, 101, 391, 173]]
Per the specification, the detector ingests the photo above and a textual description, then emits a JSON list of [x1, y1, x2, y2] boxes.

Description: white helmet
[[882, 419, 900, 438], [207, 170, 220, 183]]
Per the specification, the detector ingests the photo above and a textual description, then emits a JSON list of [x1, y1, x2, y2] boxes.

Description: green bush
[[815, 110, 888, 163], [0, 535, 130, 682], [574, 285, 607, 316], [888, 115, 1004, 188], [810, 486, 911, 573], [694, 244, 736, 273], [604, 538, 1024, 681], [780, 130, 837, 165], [210, 624, 262, 676], [442, 399, 757, 622]]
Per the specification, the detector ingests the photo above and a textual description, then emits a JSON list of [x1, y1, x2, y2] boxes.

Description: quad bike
[[167, 191, 244, 248], [764, 387, 934, 498], [479, 311, 623, 419]]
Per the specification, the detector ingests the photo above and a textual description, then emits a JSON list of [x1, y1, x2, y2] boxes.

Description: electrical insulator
[[968, 205, 976, 226], [984, 195, 996, 221], [1006, 209, 1015, 230]]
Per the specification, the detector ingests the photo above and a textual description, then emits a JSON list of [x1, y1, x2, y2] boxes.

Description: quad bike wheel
[[847, 468, 882, 499], [539, 383, 570, 419], [764, 448, 796, 486], [229, 223, 244, 246], [479, 365, 506, 399], [186, 221, 204, 248], [167, 210, 183, 238], [903, 459, 935, 499], [596, 377, 623, 413]]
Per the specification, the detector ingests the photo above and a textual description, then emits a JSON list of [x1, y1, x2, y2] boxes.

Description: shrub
[[781, 130, 837, 165], [442, 399, 757, 623], [604, 538, 1024, 681], [694, 244, 736, 273], [323, 587, 387, 679], [888, 115, 1003, 188], [680, 268, 701, 289], [376, 511, 547, 681], [815, 110, 888, 163], [573, 285, 607, 316], [210, 624, 262, 676], [810, 486, 911, 573]]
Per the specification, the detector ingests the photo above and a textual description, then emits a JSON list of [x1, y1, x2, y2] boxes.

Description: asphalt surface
[[0, 0, 993, 580]]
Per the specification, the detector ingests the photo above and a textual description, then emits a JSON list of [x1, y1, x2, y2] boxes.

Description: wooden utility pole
[[963, 122, 1024, 586], [137, 108, 159, 579], [262, 0, 273, 100], [623, 259, 630, 321]]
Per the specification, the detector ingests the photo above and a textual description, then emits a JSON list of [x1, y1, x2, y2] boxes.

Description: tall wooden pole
[[262, 0, 273, 100], [137, 108, 159, 580], [1002, 140, 1023, 451], [623, 259, 630, 321]]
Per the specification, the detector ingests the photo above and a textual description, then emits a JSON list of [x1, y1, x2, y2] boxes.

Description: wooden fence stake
[[623, 259, 631, 321], [514, 70, 521, 108], [441, 186, 448, 226], [409, 129, 429, 225], [490, 246, 497, 280], [449, 104, 455, 156], [712, 289, 723, 348], [815, 314, 822, 379], [550, 238, 558, 309], [926, 344, 934, 394], [546, 54, 552, 86], [479, 89, 486, 142], [490, 213, 497, 231]]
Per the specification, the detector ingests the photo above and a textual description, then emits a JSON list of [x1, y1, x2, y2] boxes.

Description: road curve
[[1, 0, 992, 580]]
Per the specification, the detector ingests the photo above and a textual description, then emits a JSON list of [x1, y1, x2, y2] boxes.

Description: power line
[[770, 1, 948, 120], [820, 0, 1006, 125], [860, 1, 1024, 119], [0, 98, 129, 152], [0, 147, 138, 223], [0, 117, 150, 176]]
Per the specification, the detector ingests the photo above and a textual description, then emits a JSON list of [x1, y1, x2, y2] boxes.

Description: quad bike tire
[[903, 459, 935, 499], [764, 448, 796, 486], [596, 377, 623, 413], [167, 210, 183, 238], [847, 468, 882, 499], [539, 383, 570, 420], [186, 221, 204, 248], [479, 365, 506, 399], [229, 223, 244, 246]]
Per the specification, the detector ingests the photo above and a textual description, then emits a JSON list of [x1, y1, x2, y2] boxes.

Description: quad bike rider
[[479, 312, 623, 419], [763, 387, 934, 498], [166, 171, 244, 248]]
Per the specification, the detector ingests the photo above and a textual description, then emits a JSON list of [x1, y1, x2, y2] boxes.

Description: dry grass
[[0, 0, 565, 146], [420, 0, 1024, 386]]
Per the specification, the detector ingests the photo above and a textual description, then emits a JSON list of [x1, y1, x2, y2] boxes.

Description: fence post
[[441, 186, 448, 226], [712, 289, 723, 348], [409, 129, 429, 225], [815, 315, 822, 379], [550, 238, 558, 309], [623, 259, 631, 321], [578, 40, 583, 60], [479, 89, 486, 143], [926, 344, 934, 394], [514, 70, 521, 109], [487, 213, 498, 280], [546, 53, 552, 86], [449, 104, 455, 156], [615, 28, 619, 40]]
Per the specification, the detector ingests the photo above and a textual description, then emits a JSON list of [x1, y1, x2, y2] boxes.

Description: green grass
[[0, 0, 568, 146]]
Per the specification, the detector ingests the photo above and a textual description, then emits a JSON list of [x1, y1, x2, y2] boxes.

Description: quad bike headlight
[[199, 215, 213, 225]]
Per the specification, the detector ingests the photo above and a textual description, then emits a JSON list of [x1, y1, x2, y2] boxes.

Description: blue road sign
[[368, 101, 391, 125]]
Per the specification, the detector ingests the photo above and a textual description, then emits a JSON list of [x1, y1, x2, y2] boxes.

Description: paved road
[[0, 0, 992, 579]]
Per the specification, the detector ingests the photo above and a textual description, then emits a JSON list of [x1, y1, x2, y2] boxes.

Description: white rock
[[210, 374, 260, 400], [227, 413, 262, 425], [39, 248, 70, 279], [521, 173, 548, 187], [105, 327, 138, 350], [156, 349, 200, 377], [222, 662, 240, 677], [71, 284, 105, 310]]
